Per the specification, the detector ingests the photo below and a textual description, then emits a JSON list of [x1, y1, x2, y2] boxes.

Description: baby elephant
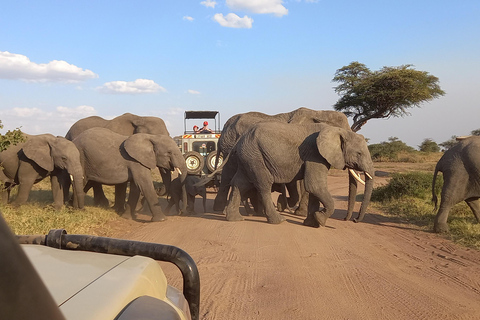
[[166, 175, 207, 215]]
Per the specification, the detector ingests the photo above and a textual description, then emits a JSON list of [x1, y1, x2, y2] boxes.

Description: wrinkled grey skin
[[0, 134, 85, 210], [432, 136, 480, 233], [221, 122, 374, 226], [73, 128, 187, 221], [66, 113, 172, 210], [165, 175, 207, 215], [214, 108, 352, 216], [65, 112, 170, 139]]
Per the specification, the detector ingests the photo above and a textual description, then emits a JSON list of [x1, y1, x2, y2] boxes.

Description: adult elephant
[[65, 112, 170, 139], [220, 122, 374, 226], [0, 134, 84, 210], [66, 113, 172, 209], [214, 108, 352, 214], [432, 136, 480, 233], [73, 128, 187, 221]]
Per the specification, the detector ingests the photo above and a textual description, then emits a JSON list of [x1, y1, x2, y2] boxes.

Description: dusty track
[[110, 171, 480, 320]]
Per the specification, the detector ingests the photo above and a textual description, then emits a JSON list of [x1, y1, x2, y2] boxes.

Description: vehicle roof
[[184, 111, 218, 119]]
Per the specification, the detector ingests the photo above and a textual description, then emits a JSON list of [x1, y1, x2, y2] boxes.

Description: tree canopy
[[332, 61, 445, 132], [0, 121, 24, 152]]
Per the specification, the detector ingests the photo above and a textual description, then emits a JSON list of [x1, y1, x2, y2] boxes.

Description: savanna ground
[[3, 161, 480, 319]]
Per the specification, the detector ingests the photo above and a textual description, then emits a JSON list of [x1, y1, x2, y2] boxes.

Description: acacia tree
[[0, 121, 24, 152], [332, 61, 445, 132]]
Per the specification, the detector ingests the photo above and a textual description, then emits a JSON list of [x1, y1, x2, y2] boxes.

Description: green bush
[[372, 171, 480, 249], [368, 137, 416, 161], [372, 171, 442, 201]]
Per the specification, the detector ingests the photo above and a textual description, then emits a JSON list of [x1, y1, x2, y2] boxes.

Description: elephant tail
[[432, 165, 440, 212]]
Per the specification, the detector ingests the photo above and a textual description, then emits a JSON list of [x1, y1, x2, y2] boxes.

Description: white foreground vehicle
[[0, 220, 200, 320]]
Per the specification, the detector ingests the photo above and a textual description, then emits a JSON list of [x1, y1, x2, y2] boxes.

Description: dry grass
[[1, 179, 122, 236]]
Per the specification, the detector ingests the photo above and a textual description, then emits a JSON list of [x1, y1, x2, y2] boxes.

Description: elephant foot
[[267, 213, 286, 224], [113, 204, 126, 214], [151, 214, 167, 222], [225, 209, 244, 222], [434, 222, 449, 233], [343, 212, 353, 221], [314, 211, 328, 227], [120, 212, 134, 220], [276, 195, 287, 212], [303, 215, 320, 228]]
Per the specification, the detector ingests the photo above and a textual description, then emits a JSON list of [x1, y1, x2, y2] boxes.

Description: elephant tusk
[[176, 167, 182, 176], [70, 174, 74, 182], [348, 169, 365, 186], [365, 172, 373, 180]]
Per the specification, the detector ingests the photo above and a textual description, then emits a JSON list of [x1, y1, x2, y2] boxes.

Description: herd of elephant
[[0, 109, 479, 233]]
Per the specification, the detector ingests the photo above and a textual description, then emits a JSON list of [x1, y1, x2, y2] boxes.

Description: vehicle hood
[[22, 245, 172, 320]]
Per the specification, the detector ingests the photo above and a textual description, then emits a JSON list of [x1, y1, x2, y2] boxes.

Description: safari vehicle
[[178, 111, 223, 176], [0, 218, 200, 320]]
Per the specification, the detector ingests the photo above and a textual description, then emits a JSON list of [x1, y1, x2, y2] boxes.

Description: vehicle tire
[[206, 151, 223, 173], [184, 151, 204, 175]]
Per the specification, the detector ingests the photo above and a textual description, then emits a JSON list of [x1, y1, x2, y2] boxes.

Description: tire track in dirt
[[107, 176, 480, 320]]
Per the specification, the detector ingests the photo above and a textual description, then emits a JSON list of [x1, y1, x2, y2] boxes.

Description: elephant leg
[[434, 201, 454, 233], [214, 160, 235, 211], [12, 171, 36, 206], [224, 173, 250, 221], [465, 198, 480, 223], [186, 194, 196, 214], [164, 197, 174, 214], [259, 186, 286, 224], [345, 174, 357, 221], [113, 182, 128, 213], [202, 192, 207, 213], [85, 181, 109, 208], [294, 181, 308, 217], [50, 175, 64, 210], [248, 192, 264, 216], [434, 178, 464, 233], [124, 183, 140, 220], [134, 175, 166, 222], [303, 163, 334, 228], [243, 196, 256, 216]]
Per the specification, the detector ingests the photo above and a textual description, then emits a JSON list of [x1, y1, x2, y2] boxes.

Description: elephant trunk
[[70, 170, 85, 209], [178, 168, 188, 214], [354, 171, 374, 222], [169, 153, 188, 214], [345, 169, 374, 222], [159, 168, 172, 196]]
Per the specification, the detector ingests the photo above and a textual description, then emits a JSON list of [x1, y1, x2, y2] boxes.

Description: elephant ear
[[316, 126, 346, 170], [123, 134, 156, 169], [22, 135, 55, 172]]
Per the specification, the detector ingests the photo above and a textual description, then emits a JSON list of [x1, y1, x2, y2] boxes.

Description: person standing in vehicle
[[200, 121, 213, 133]]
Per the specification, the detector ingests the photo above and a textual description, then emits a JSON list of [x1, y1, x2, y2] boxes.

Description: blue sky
[[1, 0, 479, 148]]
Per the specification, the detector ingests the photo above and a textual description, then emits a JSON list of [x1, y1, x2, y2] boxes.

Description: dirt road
[[110, 171, 480, 320]]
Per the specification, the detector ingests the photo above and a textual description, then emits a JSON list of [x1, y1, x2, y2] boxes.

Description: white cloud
[[188, 89, 201, 94], [0, 51, 98, 83], [0, 105, 97, 136], [183, 16, 194, 21], [213, 13, 253, 28], [226, 0, 288, 17], [98, 79, 166, 94], [201, 0, 217, 8]]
